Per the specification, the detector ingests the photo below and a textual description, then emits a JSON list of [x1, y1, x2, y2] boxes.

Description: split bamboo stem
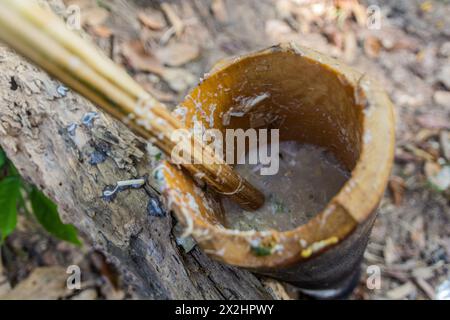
[[0, 0, 264, 210]]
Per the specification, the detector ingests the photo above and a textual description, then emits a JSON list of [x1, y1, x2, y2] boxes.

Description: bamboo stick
[[0, 0, 264, 210]]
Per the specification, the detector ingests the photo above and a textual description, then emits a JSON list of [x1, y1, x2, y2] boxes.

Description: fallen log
[[0, 0, 287, 299]]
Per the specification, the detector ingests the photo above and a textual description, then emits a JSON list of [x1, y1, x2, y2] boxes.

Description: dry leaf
[[134, 73, 175, 102], [138, 12, 166, 30], [65, 0, 91, 9], [350, 1, 367, 26], [437, 65, 450, 90], [414, 128, 438, 143], [370, 27, 419, 51], [155, 42, 200, 67], [425, 161, 441, 178], [141, 82, 176, 102], [265, 19, 292, 38], [121, 40, 164, 74], [211, 0, 228, 23], [161, 68, 196, 93], [404, 144, 435, 161], [412, 266, 434, 280], [90, 25, 112, 38], [384, 237, 398, 265], [323, 25, 343, 48], [416, 114, 450, 130], [121, 41, 196, 92], [386, 282, 417, 299], [0, 267, 69, 300], [434, 90, 450, 108], [364, 36, 382, 58], [389, 176, 405, 206], [440, 131, 450, 161], [82, 7, 110, 27], [343, 31, 357, 64], [414, 277, 435, 300], [71, 289, 98, 300], [161, 3, 184, 37], [410, 216, 426, 249]]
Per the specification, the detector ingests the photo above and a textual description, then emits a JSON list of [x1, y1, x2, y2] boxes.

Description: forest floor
[[1, 0, 449, 300]]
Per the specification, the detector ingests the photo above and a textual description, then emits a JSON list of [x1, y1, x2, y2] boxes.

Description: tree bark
[[0, 0, 288, 299]]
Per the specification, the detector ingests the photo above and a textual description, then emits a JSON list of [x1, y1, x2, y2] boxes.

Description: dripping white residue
[[208, 104, 216, 127], [222, 112, 231, 126], [320, 204, 336, 228], [299, 239, 308, 247], [204, 247, 226, 257], [214, 247, 226, 256], [146, 143, 163, 164], [222, 93, 270, 126], [194, 172, 206, 179], [185, 192, 200, 215], [156, 118, 167, 126], [249, 238, 261, 248], [363, 131, 372, 144], [173, 106, 188, 124], [193, 228, 212, 241], [272, 244, 284, 253], [239, 92, 270, 109], [103, 178, 146, 198], [136, 118, 152, 131], [289, 42, 305, 56]]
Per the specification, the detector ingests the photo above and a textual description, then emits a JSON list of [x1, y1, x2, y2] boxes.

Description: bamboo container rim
[[161, 43, 395, 269]]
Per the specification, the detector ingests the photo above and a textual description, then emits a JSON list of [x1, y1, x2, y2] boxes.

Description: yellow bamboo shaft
[[0, 0, 264, 210]]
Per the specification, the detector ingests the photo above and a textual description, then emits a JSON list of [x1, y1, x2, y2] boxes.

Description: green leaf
[[7, 160, 19, 177], [0, 148, 6, 169], [250, 244, 273, 257], [0, 176, 21, 242], [30, 188, 81, 245]]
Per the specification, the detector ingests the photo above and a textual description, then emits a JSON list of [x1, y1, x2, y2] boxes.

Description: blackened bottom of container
[[254, 212, 377, 299], [296, 266, 361, 299]]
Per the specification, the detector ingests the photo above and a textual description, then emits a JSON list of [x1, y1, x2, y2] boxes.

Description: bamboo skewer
[[0, 0, 265, 210]]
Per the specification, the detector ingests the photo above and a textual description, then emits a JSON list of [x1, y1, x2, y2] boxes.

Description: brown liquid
[[222, 141, 350, 231]]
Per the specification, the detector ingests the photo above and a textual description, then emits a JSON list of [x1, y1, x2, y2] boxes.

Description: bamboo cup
[[159, 43, 395, 298], [0, 0, 264, 210]]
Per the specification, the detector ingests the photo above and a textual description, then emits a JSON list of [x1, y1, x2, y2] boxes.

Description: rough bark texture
[[0, 0, 287, 299]]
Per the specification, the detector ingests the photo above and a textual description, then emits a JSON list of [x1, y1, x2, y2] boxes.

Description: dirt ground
[[1, 0, 449, 300]]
